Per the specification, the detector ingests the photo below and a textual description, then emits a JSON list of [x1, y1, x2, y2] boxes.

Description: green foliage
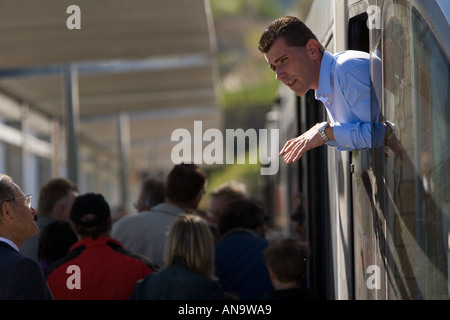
[[210, 0, 283, 19], [198, 0, 289, 211], [219, 77, 278, 111], [208, 161, 260, 192], [210, 0, 283, 113], [199, 155, 262, 211]]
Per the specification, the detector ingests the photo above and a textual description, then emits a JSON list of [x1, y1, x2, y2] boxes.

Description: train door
[[324, 0, 374, 300], [350, 0, 450, 300], [298, 89, 331, 300], [347, 4, 388, 299]]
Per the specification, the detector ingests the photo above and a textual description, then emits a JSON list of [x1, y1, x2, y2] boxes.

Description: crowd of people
[[1, 14, 335, 300], [0, 5, 411, 300], [0, 162, 315, 300]]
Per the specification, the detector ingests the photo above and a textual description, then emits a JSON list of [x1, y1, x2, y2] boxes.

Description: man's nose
[[275, 68, 285, 81]]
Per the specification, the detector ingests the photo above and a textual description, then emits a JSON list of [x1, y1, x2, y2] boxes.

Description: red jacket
[[46, 237, 154, 300]]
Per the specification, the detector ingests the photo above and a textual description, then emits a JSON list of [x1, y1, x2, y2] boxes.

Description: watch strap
[[318, 122, 329, 142]]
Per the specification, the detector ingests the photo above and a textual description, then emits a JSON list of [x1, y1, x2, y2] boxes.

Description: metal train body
[[267, 0, 450, 299]]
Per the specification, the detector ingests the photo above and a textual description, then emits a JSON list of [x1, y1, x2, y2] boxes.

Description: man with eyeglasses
[[0, 173, 53, 299]]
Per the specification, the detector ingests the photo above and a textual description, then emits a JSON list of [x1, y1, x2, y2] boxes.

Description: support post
[[118, 112, 131, 209], [64, 64, 80, 185]]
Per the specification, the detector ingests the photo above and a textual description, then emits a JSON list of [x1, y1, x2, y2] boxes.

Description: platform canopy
[[0, 0, 221, 177]]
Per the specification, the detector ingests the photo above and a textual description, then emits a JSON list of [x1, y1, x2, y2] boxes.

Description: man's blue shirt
[[315, 50, 384, 150]]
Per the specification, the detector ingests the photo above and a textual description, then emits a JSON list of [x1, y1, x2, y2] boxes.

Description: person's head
[[69, 193, 111, 239], [38, 177, 79, 221], [208, 181, 247, 225], [163, 213, 215, 278], [258, 16, 324, 97], [0, 174, 38, 248], [38, 220, 77, 263], [264, 237, 310, 288], [165, 163, 207, 211], [134, 177, 165, 212], [218, 198, 266, 238]]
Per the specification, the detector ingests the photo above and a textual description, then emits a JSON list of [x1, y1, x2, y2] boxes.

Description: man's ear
[[0, 201, 14, 221], [195, 189, 203, 205], [54, 201, 66, 220], [268, 266, 277, 282], [306, 39, 320, 60]]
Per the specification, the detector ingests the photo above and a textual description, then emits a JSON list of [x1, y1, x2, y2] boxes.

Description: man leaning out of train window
[[258, 16, 403, 164]]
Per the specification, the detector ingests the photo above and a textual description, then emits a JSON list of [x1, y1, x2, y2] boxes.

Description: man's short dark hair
[[210, 181, 247, 201], [135, 178, 165, 211], [38, 178, 78, 217], [165, 163, 206, 204], [264, 237, 310, 283], [218, 198, 265, 236], [70, 193, 111, 239], [258, 16, 325, 54]]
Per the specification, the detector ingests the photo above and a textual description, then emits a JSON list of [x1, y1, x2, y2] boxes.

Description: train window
[[348, 12, 369, 52], [382, 1, 450, 299]]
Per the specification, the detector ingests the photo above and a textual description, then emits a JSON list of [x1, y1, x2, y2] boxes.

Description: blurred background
[[0, 0, 312, 219]]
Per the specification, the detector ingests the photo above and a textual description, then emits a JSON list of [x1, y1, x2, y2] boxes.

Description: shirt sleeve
[[331, 61, 385, 150], [331, 122, 385, 150]]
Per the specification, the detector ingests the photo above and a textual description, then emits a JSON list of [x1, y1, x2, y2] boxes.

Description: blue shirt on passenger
[[315, 50, 384, 150]]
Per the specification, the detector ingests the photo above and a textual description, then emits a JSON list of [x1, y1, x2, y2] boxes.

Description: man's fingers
[[284, 139, 306, 163], [279, 138, 297, 156], [280, 126, 322, 163]]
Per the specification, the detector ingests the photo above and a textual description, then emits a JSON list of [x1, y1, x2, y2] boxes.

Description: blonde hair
[[163, 214, 215, 278]]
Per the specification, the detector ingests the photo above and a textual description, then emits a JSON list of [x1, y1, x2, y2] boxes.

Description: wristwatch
[[317, 121, 329, 142], [383, 121, 395, 144], [384, 121, 395, 139]]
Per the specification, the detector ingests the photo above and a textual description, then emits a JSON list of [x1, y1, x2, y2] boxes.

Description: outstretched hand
[[280, 121, 405, 164], [279, 124, 326, 164]]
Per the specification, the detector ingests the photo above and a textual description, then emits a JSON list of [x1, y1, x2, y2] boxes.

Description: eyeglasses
[[6, 194, 33, 209]]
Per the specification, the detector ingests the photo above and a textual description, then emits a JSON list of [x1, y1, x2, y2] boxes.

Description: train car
[[266, 0, 450, 299]]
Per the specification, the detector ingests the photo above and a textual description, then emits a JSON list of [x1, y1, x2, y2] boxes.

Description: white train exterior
[[267, 0, 450, 299]]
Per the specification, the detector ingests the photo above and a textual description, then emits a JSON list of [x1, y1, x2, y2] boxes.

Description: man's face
[[11, 191, 39, 242], [208, 195, 228, 226], [55, 189, 79, 221], [64, 190, 79, 220], [264, 37, 320, 97]]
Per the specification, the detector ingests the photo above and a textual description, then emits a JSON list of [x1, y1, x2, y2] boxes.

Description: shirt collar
[[151, 202, 186, 217], [0, 236, 19, 252], [69, 236, 122, 251], [316, 50, 334, 97]]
